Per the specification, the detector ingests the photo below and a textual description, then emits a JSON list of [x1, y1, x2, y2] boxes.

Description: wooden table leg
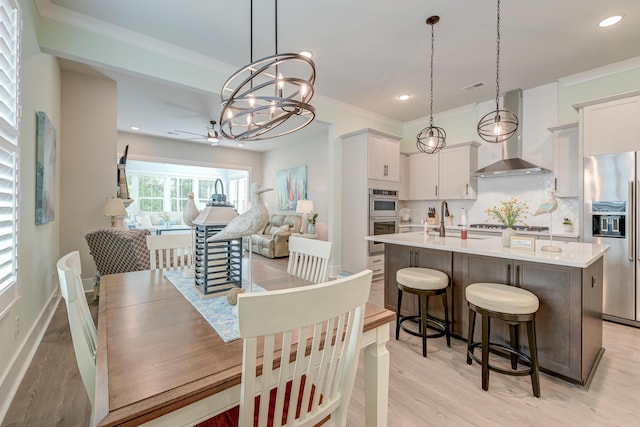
[[363, 323, 390, 427]]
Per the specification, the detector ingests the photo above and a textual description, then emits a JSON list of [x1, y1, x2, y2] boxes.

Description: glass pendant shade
[[219, 0, 316, 141], [477, 0, 518, 144], [416, 15, 446, 154]]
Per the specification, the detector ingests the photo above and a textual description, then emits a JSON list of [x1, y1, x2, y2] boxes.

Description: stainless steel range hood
[[472, 89, 550, 177]]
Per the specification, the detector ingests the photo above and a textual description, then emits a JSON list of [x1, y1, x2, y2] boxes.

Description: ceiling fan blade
[[173, 129, 206, 137]]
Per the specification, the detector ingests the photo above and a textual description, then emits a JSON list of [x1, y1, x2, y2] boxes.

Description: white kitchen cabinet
[[407, 142, 479, 200], [549, 123, 579, 198], [438, 143, 479, 200], [408, 152, 439, 199], [368, 132, 400, 181], [579, 93, 640, 157], [341, 128, 401, 274], [398, 154, 409, 200]]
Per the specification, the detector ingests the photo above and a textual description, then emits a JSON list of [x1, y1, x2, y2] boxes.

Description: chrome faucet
[[439, 200, 448, 237]]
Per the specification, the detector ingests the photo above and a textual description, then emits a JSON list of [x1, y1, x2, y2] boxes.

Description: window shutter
[[0, 0, 19, 318]]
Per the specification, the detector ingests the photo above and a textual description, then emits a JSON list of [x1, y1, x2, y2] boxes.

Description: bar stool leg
[[509, 323, 519, 370], [421, 295, 428, 357], [442, 291, 451, 347], [466, 307, 476, 365], [481, 314, 490, 392], [395, 288, 403, 340], [526, 319, 541, 398]]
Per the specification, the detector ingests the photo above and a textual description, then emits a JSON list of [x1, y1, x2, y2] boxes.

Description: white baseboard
[[0, 292, 61, 425]]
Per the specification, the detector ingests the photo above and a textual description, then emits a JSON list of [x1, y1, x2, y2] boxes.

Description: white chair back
[[56, 251, 96, 410], [236, 269, 372, 427], [146, 233, 193, 270], [287, 236, 332, 284]]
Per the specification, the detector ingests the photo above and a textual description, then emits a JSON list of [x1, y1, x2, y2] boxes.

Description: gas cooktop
[[469, 224, 549, 232]]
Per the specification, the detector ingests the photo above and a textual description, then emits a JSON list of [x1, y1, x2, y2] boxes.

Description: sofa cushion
[[136, 214, 152, 227], [272, 224, 290, 237]]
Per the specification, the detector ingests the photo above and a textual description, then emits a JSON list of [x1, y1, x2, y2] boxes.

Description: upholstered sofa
[[244, 214, 303, 258]]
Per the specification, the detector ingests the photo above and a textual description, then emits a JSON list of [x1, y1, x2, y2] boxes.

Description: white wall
[[60, 70, 118, 277], [262, 127, 330, 241]]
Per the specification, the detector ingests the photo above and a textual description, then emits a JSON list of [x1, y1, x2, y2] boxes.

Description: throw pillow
[[136, 215, 152, 227]]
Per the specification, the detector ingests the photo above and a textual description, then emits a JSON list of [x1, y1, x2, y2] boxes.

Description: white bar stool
[[395, 267, 451, 357], [465, 282, 541, 397]]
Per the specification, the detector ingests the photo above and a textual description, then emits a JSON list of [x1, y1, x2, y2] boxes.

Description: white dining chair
[[200, 269, 372, 427], [146, 233, 193, 270], [287, 236, 332, 284], [56, 251, 97, 411]]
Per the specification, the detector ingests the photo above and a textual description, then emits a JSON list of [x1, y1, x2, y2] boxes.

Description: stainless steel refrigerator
[[584, 152, 640, 326]]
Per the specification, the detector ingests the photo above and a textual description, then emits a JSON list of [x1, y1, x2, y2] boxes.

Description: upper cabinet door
[[550, 123, 579, 198], [438, 143, 478, 200], [368, 133, 400, 181], [408, 153, 438, 200], [582, 95, 640, 157]]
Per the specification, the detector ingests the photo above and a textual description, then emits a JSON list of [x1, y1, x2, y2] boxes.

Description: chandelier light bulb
[[248, 94, 256, 108]]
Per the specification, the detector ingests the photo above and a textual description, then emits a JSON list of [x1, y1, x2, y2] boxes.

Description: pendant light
[[417, 16, 446, 154], [219, 0, 316, 141], [477, 0, 518, 144]]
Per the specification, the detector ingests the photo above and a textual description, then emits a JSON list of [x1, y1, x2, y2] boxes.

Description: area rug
[[164, 270, 265, 343]]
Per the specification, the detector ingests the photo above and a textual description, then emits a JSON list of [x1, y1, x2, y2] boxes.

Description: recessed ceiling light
[[397, 94, 411, 101], [599, 15, 622, 27], [300, 51, 313, 59], [130, 126, 140, 131]]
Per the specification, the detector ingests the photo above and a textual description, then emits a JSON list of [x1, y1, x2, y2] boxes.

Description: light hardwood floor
[[4, 258, 640, 426]]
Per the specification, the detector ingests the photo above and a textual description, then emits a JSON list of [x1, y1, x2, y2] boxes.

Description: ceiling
[[46, 0, 640, 151]]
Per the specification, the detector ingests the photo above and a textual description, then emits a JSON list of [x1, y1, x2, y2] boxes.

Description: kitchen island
[[365, 232, 609, 386]]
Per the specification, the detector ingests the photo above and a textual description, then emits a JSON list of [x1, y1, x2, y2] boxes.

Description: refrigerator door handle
[[630, 180, 636, 261]]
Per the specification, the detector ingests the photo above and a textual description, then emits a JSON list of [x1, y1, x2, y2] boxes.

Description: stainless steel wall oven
[[369, 189, 399, 254]]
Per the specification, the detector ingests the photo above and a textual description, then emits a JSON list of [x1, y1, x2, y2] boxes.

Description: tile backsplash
[[400, 173, 579, 234]]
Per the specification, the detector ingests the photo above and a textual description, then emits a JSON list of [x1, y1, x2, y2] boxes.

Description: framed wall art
[[35, 111, 56, 225], [276, 165, 307, 210]]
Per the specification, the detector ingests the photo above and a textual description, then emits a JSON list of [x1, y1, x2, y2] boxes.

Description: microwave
[[369, 189, 399, 218]]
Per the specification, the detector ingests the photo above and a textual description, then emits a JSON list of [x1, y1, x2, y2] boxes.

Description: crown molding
[[558, 56, 640, 86]]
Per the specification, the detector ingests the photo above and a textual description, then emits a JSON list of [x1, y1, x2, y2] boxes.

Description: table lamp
[[296, 199, 314, 233], [102, 197, 127, 228]]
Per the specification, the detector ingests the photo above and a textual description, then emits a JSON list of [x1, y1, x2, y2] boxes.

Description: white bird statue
[[533, 190, 558, 216], [182, 192, 200, 278], [182, 192, 200, 227], [207, 183, 273, 242], [533, 190, 562, 253]]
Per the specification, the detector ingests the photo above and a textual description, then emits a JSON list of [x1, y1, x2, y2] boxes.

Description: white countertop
[[366, 232, 608, 268], [398, 222, 580, 240]]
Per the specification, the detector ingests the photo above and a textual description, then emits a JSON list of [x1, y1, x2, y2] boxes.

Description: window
[[125, 161, 250, 222], [0, 0, 20, 319]]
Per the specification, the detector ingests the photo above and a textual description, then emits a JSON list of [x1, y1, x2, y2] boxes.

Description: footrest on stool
[[467, 341, 534, 377], [399, 315, 447, 339]]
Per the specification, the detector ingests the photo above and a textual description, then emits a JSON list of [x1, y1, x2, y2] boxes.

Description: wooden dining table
[[94, 262, 395, 427]]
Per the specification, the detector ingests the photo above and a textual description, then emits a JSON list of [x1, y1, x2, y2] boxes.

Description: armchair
[[243, 214, 303, 258]]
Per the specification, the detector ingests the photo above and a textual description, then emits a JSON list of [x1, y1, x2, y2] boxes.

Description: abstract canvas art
[[36, 111, 56, 224], [276, 165, 307, 210]]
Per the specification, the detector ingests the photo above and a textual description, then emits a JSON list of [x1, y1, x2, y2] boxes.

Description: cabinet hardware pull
[[629, 181, 634, 261], [506, 264, 511, 285], [466, 183, 469, 195], [515, 265, 520, 287], [591, 276, 597, 288], [435, 185, 438, 197], [554, 178, 558, 191]]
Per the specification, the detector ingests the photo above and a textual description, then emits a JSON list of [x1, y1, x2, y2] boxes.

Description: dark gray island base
[[378, 234, 608, 387]]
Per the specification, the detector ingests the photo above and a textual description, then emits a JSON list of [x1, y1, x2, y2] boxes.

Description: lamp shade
[[102, 198, 127, 217], [296, 200, 314, 214]]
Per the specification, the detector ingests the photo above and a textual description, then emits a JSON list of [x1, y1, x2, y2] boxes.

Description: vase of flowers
[[485, 198, 529, 247], [562, 217, 573, 232], [161, 211, 171, 228], [307, 211, 318, 234]]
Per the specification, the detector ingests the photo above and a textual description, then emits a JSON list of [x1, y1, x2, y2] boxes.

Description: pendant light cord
[[275, 0, 278, 55], [429, 21, 435, 127], [495, 0, 501, 111]]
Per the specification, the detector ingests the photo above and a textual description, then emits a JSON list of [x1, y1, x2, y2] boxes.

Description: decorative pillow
[[272, 224, 290, 237], [136, 215, 152, 227]]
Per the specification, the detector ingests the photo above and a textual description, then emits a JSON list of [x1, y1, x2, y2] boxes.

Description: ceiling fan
[[172, 120, 221, 146]]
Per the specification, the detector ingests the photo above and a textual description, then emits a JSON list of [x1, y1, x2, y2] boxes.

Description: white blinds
[[0, 0, 19, 317]]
